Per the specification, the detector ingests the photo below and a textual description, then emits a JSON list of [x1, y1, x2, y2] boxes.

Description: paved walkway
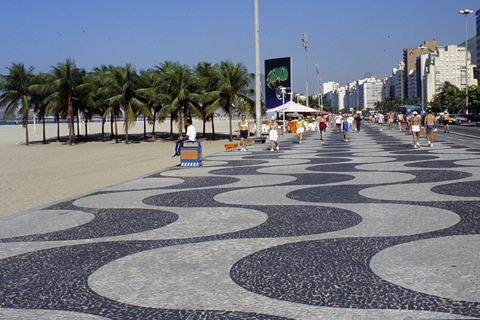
[[1, 123, 480, 320]]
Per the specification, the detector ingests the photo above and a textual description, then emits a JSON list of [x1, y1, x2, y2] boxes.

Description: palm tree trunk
[[101, 118, 105, 142], [85, 119, 88, 139], [114, 113, 119, 143], [76, 111, 80, 137], [43, 116, 46, 144], [125, 111, 129, 144], [211, 115, 216, 141], [25, 122, 29, 146], [110, 113, 114, 140], [228, 108, 233, 142], [125, 120, 129, 144], [170, 116, 173, 140], [143, 115, 147, 139], [203, 114, 206, 138], [151, 110, 156, 141], [68, 97, 73, 145], [56, 113, 60, 141]]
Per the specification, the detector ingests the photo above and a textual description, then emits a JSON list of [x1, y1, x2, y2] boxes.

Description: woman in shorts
[[296, 116, 305, 143], [410, 111, 422, 148], [318, 115, 327, 140], [269, 116, 279, 151], [237, 115, 250, 151]]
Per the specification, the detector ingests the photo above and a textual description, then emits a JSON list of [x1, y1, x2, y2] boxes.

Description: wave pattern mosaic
[[1, 125, 480, 319]]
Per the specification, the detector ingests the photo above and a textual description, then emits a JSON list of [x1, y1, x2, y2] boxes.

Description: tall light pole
[[302, 32, 308, 107], [315, 63, 323, 114], [254, 0, 261, 137], [459, 9, 473, 114], [418, 45, 426, 114], [278, 86, 290, 134]]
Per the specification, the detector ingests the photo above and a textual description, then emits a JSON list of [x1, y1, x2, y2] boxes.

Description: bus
[[398, 105, 422, 116]]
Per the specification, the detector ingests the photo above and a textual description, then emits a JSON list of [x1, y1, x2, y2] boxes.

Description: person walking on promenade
[[347, 114, 354, 131], [296, 116, 305, 143], [335, 113, 342, 133], [173, 119, 196, 157], [269, 116, 279, 151], [318, 114, 327, 140], [387, 110, 395, 130], [355, 113, 362, 132], [424, 109, 437, 147], [342, 115, 349, 142], [377, 111, 384, 132], [326, 114, 330, 128], [410, 111, 422, 148], [397, 111, 404, 131], [237, 115, 250, 151], [442, 110, 450, 133]]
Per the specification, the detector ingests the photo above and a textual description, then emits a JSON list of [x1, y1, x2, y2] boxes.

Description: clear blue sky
[[0, 0, 478, 94]]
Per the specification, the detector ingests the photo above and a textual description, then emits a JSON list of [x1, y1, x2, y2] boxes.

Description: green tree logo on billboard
[[266, 66, 289, 89]]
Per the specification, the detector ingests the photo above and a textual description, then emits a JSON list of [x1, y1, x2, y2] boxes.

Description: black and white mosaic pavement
[[1, 123, 480, 319]]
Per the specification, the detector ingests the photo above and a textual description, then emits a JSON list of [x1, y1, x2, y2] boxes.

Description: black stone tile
[[0, 241, 292, 319], [307, 157, 352, 164], [287, 185, 377, 203], [431, 181, 480, 197], [405, 160, 470, 169], [230, 237, 480, 318], [401, 170, 472, 184], [209, 166, 266, 176], [143, 188, 234, 207], [233, 205, 362, 238], [0, 208, 178, 242], [392, 155, 439, 162], [277, 173, 355, 186], [306, 163, 364, 172]]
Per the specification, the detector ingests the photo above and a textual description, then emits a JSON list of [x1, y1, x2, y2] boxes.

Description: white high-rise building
[[322, 81, 339, 95], [329, 86, 345, 112], [423, 45, 476, 105]]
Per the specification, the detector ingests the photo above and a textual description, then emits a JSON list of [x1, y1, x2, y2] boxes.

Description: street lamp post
[[459, 9, 473, 114], [254, 0, 261, 137], [316, 63, 323, 114], [418, 45, 426, 114], [278, 86, 290, 134], [302, 32, 308, 107]]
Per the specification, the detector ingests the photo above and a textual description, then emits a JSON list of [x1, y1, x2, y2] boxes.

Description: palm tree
[[100, 64, 151, 144], [207, 60, 253, 141], [468, 85, 480, 114], [137, 68, 161, 140], [195, 62, 220, 138], [30, 73, 50, 144], [155, 61, 201, 139], [0, 62, 35, 145], [437, 82, 466, 113], [42, 58, 86, 145]]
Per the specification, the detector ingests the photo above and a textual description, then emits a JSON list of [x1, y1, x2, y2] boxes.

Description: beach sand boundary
[[0, 119, 239, 218]]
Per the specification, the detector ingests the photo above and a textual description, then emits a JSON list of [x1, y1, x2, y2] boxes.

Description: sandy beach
[[0, 118, 238, 218]]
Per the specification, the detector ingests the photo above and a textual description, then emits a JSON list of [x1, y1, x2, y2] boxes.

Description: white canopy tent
[[268, 101, 319, 113], [268, 101, 319, 134]]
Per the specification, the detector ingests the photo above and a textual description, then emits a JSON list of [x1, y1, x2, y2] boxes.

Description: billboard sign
[[265, 57, 291, 109]]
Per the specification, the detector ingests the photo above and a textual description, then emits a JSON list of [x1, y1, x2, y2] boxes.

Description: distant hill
[[459, 36, 477, 65]]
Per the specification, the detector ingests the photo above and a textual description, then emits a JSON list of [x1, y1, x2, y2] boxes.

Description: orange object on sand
[[225, 143, 238, 150]]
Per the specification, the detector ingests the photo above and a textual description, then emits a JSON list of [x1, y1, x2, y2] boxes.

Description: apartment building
[[423, 45, 476, 104], [403, 40, 439, 98]]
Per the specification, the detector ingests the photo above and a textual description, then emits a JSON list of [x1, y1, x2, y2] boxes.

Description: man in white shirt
[[377, 112, 384, 132], [173, 119, 197, 157]]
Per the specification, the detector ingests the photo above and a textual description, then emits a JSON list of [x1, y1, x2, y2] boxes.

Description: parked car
[[437, 113, 456, 124], [451, 114, 467, 124], [467, 114, 480, 123]]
